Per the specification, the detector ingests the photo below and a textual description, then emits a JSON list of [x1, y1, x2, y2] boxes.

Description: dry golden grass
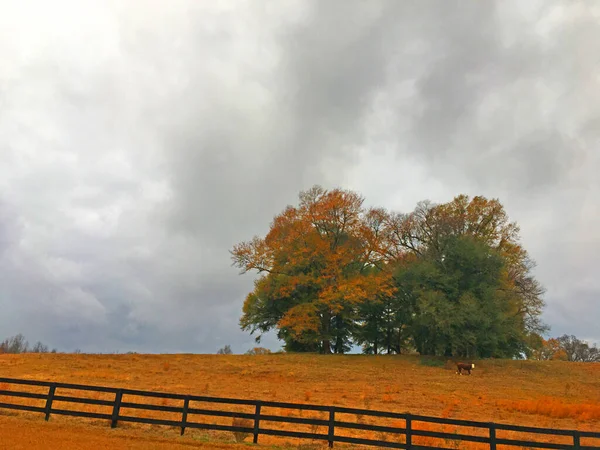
[[0, 353, 599, 449], [0, 414, 269, 450]]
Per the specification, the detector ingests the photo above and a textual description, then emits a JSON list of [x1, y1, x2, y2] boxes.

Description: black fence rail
[[0, 377, 598, 449]]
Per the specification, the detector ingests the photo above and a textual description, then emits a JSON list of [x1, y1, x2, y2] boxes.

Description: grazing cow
[[456, 362, 475, 375]]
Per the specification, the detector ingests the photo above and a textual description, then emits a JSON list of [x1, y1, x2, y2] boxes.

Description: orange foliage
[[233, 188, 546, 358], [530, 338, 569, 361], [412, 421, 459, 448], [497, 397, 600, 421], [441, 400, 458, 418], [232, 186, 398, 349], [381, 394, 394, 403]]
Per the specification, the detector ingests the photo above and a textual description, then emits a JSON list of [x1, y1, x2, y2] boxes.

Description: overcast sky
[[1, 0, 598, 353]]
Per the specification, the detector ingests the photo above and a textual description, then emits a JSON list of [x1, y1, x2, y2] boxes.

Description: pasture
[[0, 353, 599, 449]]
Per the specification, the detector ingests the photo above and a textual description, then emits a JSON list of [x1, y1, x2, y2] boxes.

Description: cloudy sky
[[1, 0, 598, 353]]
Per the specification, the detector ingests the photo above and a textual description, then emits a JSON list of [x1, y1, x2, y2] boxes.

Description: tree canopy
[[528, 334, 599, 362], [231, 186, 547, 358]]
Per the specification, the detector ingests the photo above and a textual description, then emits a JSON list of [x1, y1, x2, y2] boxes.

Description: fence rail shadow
[[0, 377, 598, 449]]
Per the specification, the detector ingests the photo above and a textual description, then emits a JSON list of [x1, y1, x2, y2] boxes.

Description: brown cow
[[456, 362, 475, 375]]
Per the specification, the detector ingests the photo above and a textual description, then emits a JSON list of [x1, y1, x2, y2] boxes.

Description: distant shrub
[[245, 347, 271, 355], [217, 345, 233, 355], [31, 341, 49, 353]]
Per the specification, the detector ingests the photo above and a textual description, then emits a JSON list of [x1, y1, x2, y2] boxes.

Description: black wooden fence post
[[573, 431, 581, 449], [489, 423, 497, 450], [44, 384, 56, 421], [180, 396, 190, 436], [253, 401, 262, 444], [111, 389, 123, 428], [328, 406, 335, 448], [405, 414, 412, 449]]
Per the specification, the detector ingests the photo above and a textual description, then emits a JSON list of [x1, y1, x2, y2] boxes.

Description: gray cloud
[[0, 0, 598, 353]]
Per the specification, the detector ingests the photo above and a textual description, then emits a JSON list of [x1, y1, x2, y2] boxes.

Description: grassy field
[[0, 353, 599, 449]]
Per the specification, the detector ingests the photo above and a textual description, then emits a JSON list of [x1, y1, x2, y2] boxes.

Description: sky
[[0, 0, 598, 354]]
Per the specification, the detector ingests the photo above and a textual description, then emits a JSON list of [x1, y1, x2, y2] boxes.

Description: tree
[[556, 335, 600, 362], [0, 334, 55, 354], [393, 234, 524, 358], [232, 188, 545, 358], [530, 337, 567, 360], [0, 333, 29, 354], [232, 186, 395, 354], [386, 195, 547, 358], [354, 267, 413, 355], [31, 341, 50, 353], [217, 345, 233, 355]]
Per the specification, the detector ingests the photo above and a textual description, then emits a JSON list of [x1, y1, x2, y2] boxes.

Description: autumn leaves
[[231, 185, 545, 357]]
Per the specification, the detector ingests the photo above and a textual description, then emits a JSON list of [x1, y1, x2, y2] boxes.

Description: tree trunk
[[398, 329, 403, 355], [321, 310, 332, 354], [373, 317, 379, 355], [334, 315, 344, 354]]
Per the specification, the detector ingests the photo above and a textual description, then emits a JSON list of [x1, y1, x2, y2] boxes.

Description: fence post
[[489, 423, 497, 450], [44, 384, 56, 421], [180, 396, 190, 436], [253, 401, 262, 444], [573, 431, 581, 449], [405, 414, 412, 449], [111, 389, 123, 428], [328, 406, 335, 448]]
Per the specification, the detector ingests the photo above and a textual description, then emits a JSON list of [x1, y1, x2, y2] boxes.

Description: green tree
[[386, 195, 546, 358], [394, 234, 530, 358], [354, 288, 412, 355]]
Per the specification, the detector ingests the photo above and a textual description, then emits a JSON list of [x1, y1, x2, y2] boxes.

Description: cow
[[456, 362, 475, 375]]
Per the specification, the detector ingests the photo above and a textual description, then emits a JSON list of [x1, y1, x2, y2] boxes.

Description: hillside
[[0, 353, 598, 448]]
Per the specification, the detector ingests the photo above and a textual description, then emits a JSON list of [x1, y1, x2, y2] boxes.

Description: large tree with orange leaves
[[231, 186, 397, 353], [232, 188, 546, 358]]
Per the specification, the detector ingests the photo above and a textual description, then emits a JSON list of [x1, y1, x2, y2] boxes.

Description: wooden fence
[[0, 377, 598, 449]]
